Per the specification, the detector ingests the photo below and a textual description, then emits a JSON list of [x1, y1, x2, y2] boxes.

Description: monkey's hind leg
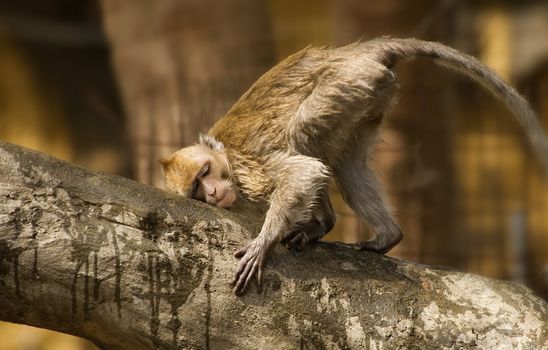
[[336, 162, 402, 254]]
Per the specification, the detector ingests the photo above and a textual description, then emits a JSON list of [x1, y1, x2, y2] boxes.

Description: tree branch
[[0, 141, 546, 349]]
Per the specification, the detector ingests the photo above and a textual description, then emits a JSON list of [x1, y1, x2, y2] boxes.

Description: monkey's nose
[[206, 187, 217, 202]]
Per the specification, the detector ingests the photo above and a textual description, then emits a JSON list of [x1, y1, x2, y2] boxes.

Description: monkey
[[161, 37, 548, 294]]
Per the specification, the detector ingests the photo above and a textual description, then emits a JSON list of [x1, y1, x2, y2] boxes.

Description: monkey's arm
[[232, 155, 330, 294]]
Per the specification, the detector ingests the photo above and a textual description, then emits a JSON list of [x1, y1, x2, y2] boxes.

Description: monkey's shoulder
[[214, 112, 286, 139], [225, 149, 276, 201]]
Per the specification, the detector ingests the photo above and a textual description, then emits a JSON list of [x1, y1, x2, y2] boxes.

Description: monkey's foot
[[282, 230, 324, 251], [232, 239, 267, 295], [283, 232, 310, 250], [353, 228, 403, 254], [280, 230, 300, 247]]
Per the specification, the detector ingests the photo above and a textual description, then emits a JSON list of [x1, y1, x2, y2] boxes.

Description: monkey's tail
[[374, 37, 548, 175]]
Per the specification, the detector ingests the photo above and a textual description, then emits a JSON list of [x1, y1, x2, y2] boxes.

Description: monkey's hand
[[232, 238, 269, 294]]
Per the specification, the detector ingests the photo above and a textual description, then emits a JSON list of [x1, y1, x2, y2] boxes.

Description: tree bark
[[0, 141, 546, 350]]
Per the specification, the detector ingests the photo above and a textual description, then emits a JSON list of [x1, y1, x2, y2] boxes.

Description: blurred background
[[0, 0, 547, 348]]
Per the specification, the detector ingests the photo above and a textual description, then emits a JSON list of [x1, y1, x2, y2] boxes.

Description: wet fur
[[167, 37, 548, 293]]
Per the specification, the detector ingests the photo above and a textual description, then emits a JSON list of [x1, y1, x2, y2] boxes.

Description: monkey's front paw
[[232, 240, 266, 295]]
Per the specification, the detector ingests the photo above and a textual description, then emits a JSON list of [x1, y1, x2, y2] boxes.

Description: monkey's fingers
[[232, 263, 252, 293], [241, 261, 259, 294], [285, 234, 303, 250], [285, 232, 310, 251], [256, 267, 262, 293], [297, 238, 309, 251], [234, 244, 250, 258], [354, 241, 390, 254], [281, 230, 299, 246], [233, 258, 258, 294], [232, 254, 252, 286], [353, 231, 402, 254]]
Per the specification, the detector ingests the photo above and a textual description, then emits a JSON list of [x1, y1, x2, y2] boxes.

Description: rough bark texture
[[0, 141, 546, 350]]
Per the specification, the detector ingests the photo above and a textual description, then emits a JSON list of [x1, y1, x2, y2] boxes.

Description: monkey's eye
[[189, 180, 199, 197], [200, 163, 210, 177]]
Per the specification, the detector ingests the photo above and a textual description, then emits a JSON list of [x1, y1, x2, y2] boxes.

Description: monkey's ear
[[199, 134, 224, 150], [159, 154, 174, 168]]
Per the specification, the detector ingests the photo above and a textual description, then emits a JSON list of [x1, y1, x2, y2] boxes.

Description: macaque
[[161, 37, 548, 294]]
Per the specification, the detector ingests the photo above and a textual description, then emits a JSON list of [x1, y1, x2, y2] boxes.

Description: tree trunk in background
[[100, 0, 275, 187], [452, 2, 548, 299]]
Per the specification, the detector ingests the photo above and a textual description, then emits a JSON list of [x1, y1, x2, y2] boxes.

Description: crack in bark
[[110, 227, 122, 318], [99, 214, 141, 231], [205, 229, 214, 350], [147, 253, 161, 347]]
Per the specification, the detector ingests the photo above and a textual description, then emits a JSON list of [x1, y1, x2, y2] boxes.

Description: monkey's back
[[209, 48, 325, 155], [209, 41, 398, 165]]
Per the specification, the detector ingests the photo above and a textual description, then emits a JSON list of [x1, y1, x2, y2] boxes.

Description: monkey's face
[[161, 144, 237, 209]]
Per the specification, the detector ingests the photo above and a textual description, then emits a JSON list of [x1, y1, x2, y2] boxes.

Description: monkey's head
[[161, 135, 237, 209]]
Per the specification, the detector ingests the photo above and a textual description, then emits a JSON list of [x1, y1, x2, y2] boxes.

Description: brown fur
[[163, 37, 548, 294], [225, 149, 274, 202], [161, 148, 203, 195]]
